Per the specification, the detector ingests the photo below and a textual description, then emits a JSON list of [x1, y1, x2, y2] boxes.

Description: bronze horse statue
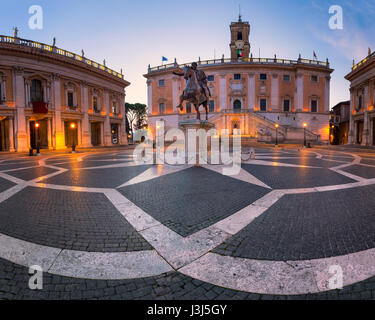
[[173, 66, 209, 121]]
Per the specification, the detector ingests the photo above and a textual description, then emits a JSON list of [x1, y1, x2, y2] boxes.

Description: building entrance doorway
[[29, 119, 48, 149], [0, 117, 9, 151], [111, 124, 119, 144], [64, 121, 78, 147], [356, 120, 364, 145], [91, 122, 101, 146]]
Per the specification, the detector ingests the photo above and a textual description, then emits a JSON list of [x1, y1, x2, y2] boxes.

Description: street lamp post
[[70, 123, 76, 153], [275, 123, 279, 147], [35, 122, 40, 156], [303, 122, 308, 147]]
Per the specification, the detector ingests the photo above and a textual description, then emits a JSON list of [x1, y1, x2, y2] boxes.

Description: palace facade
[[345, 50, 375, 146], [0, 35, 129, 152], [144, 17, 333, 143]]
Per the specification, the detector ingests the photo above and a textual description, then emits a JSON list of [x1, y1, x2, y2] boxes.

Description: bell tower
[[230, 14, 250, 61]]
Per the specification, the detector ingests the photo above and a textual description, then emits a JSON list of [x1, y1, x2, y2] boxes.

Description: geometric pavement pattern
[[0, 147, 375, 299]]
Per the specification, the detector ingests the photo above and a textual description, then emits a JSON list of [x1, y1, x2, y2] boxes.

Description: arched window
[[30, 79, 43, 102], [237, 32, 243, 40], [233, 100, 241, 111]]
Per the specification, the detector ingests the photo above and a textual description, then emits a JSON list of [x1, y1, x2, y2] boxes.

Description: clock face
[[235, 40, 245, 49]]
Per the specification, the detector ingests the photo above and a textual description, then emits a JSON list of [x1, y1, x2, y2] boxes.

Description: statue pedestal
[[178, 120, 216, 166]]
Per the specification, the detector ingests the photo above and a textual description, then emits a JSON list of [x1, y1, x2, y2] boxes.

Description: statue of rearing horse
[[173, 65, 210, 121]]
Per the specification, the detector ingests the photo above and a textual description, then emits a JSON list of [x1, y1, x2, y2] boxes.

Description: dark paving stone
[[0, 257, 374, 300], [214, 184, 375, 260], [241, 164, 355, 189], [40, 165, 151, 188], [119, 166, 270, 237], [360, 159, 375, 166], [0, 187, 151, 252], [342, 165, 375, 179], [0, 177, 16, 193], [53, 160, 131, 170], [6, 167, 58, 181], [0, 162, 40, 171], [267, 158, 344, 168]]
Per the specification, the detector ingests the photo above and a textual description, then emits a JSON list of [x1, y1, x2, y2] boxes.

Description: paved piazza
[[1, 147, 375, 300]]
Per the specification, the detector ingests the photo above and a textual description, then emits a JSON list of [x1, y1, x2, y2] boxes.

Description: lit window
[[159, 79, 165, 87], [159, 103, 165, 114], [260, 99, 267, 111], [209, 100, 215, 112], [260, 74, 267, 81], [112, 101, 117, 114], [234, 74, 241, 80], [283, 75, 290, 82], [207, 75, 215, 82], [283, 99, 290, 112], [311, 100, 318, 112]]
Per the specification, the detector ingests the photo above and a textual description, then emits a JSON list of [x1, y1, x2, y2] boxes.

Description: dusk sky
[[1, 0, 374, 108]]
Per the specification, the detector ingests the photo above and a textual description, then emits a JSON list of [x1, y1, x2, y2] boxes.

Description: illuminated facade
[[0, 35, 129, 152], [144, 17, 333, 143], [346, 50, 375, 146]]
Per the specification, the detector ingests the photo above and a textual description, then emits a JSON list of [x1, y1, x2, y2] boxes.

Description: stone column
[[8, 116, 15, 152], [120, 92, 128, 145], [296, 73, 304, 111], [271, 74, 279, 111], [362, 83, 370, 146], [47, 117, 52, 149], [248, 73, 255, 110], [172, 77, 178, 112], [81, 81, 91, 147], [348, 88, 355, 144], [219, 74, 227, 111], [147, 80, 153, 115], [325, 76, 331, 112], [52, 73, 65, 149], [13, 67, 28, 152], [103, 89, 111, 146]]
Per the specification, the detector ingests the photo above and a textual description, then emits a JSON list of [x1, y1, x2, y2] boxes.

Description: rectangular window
[[209, 100, 215, 112], [260, 74, 267, 81], [260, 99, 267, 111], [159, 103, 165, 114], [234, 74, 241, 80], [186, 103, 191, 113], [67, 92, 74, 107], [31, 79, 43, 102], [283, 99, 290, 112], [237, 32, 243, 40], [207, 75, 215, 82], [358, 96, 363, 110], [93, 96, 98, 112], [311, 75, 318, 83], [112, 101, 117, 114], [311, 100, 318, 112], [283, 75, 291, 82], [159, 79, 165, 87]]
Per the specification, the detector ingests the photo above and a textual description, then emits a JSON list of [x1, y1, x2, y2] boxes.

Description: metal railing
[[0, 35, 124, 80], [148, 57, 330, 73]]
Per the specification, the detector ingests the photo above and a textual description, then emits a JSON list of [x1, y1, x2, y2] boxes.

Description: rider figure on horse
[[191, 62, 211, 99]]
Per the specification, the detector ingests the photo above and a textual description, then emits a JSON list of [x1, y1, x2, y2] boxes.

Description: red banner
[[32, 101, 48, 114]]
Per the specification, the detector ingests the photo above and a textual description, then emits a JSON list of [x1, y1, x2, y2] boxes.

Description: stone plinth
[[179, 120, 216, 166]]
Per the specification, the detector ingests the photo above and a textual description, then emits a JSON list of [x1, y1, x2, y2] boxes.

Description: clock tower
[[230, 15, 250, 61]]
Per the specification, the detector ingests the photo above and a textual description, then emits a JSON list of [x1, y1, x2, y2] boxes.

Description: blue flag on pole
[[162, 56, 168, 62]]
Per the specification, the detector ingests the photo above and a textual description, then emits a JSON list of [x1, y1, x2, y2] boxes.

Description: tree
[[125, 103, 147, 133]]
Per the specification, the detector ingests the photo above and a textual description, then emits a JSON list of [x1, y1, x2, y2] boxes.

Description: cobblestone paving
[[0, 147, 374, 300], [0, 258, 374, 300], [120, 166, 269, 237], [0, 187, 152, 252], [0, 177, 15, 193], [41, 165, 152, 188], [213, 184, 375, 260], [342, 165, 375, 179], [241, 164, 354, 189]]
